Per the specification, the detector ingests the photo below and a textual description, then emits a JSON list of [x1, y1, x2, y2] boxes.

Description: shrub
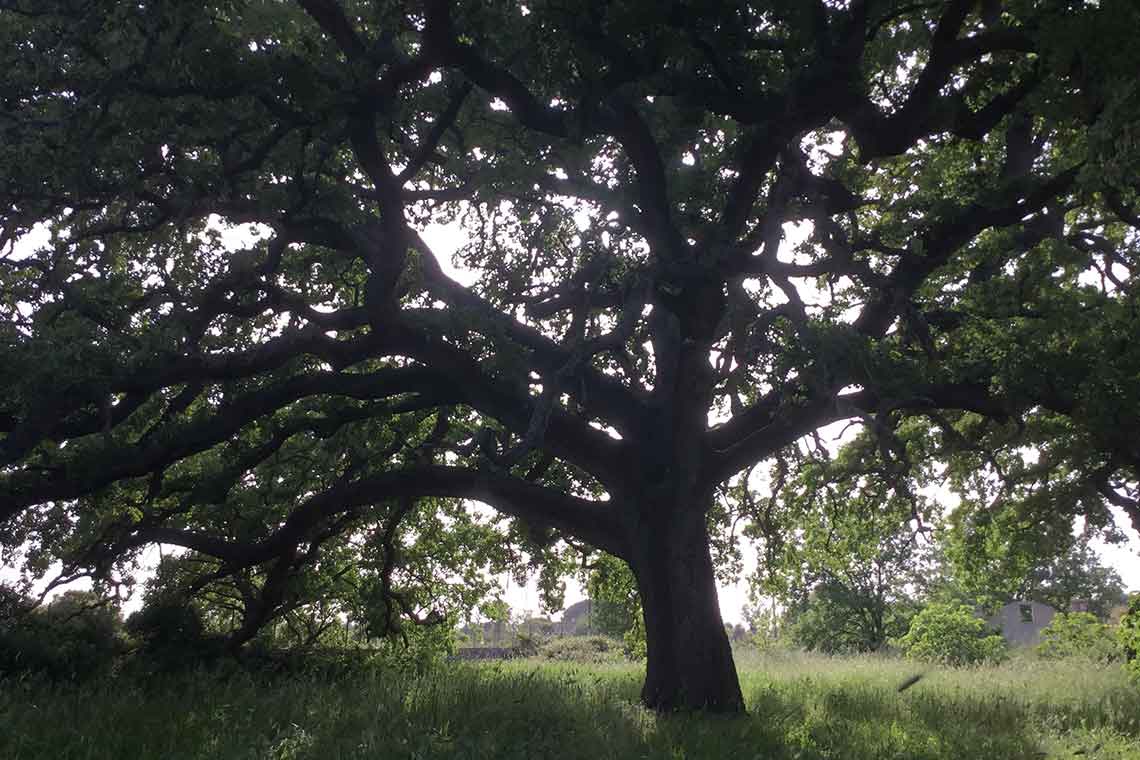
[[894, 603, 1007, 666], [1036, 612, 1120, 662], [125, 595, 224, 671], [127, 596, 206, 646], [1119, 594, 1140, 683], [538, 635, 624, 663], [370, 618, 458, 675], [514, 630, 543, 657], [0, 590, 130, 679]]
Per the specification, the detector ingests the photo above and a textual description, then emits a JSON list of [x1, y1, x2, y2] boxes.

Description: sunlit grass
[[1, 651, 1137, 759]]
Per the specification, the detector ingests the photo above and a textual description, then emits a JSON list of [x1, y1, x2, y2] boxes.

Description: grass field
[[2, 649, 1138, 759]]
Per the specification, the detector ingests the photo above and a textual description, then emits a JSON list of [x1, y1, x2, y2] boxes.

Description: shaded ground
[[2, 651, 1138, 759]]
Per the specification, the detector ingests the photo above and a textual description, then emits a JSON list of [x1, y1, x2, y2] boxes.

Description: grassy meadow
[[2, 648, 1138, 760]]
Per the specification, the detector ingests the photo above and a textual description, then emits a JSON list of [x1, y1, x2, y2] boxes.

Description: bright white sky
[[3, 211, 1137, 626]]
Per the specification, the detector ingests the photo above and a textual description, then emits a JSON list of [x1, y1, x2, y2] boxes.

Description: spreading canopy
[[2, 0, 1139, 710]]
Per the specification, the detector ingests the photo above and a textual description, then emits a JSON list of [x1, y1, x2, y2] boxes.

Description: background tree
[[1020, 537, 1126, 620], [941, 520, 1128, 619], [750, 427, 936, 653], [3, 0, 1140, 711]]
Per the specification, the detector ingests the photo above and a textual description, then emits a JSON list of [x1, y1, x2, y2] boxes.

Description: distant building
[[553, 599, 593, 635], [986, 600, 1056, 645], [456, 599, 597, 650]]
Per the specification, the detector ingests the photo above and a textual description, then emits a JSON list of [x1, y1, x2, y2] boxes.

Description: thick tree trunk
[[627, 505, 744, 713]]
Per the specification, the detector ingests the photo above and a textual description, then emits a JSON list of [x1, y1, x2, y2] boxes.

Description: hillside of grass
[[2, 650, 1138, 759]]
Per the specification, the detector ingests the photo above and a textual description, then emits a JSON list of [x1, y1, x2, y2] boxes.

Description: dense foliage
[[1035, 611, 1120, 663], [895, 603, 1007, 666], [781, 580, 917, 654], [3, 0, 1139, 710], [1120, 595, 1140, 683], [0, 590, 129, 679]]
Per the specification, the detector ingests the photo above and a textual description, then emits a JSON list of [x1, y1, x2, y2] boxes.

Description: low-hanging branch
[[2, 0, 1138, 713]]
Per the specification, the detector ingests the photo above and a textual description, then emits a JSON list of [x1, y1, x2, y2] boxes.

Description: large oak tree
[[2, 0, 1139, 711]]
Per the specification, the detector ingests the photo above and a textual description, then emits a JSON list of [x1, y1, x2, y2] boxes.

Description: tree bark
[[627, 503, 745, 713]]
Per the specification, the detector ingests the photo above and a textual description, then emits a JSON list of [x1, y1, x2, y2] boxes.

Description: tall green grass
[[2, 651, 1137, 759]]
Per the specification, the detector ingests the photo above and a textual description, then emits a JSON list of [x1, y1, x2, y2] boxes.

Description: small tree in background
[[784, 581, 918, 655], [742, 597, 785, 651], [1036, 612, 1120, 663], [1019, 538, 1126, 621], [895, 603, 1007, 667]]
